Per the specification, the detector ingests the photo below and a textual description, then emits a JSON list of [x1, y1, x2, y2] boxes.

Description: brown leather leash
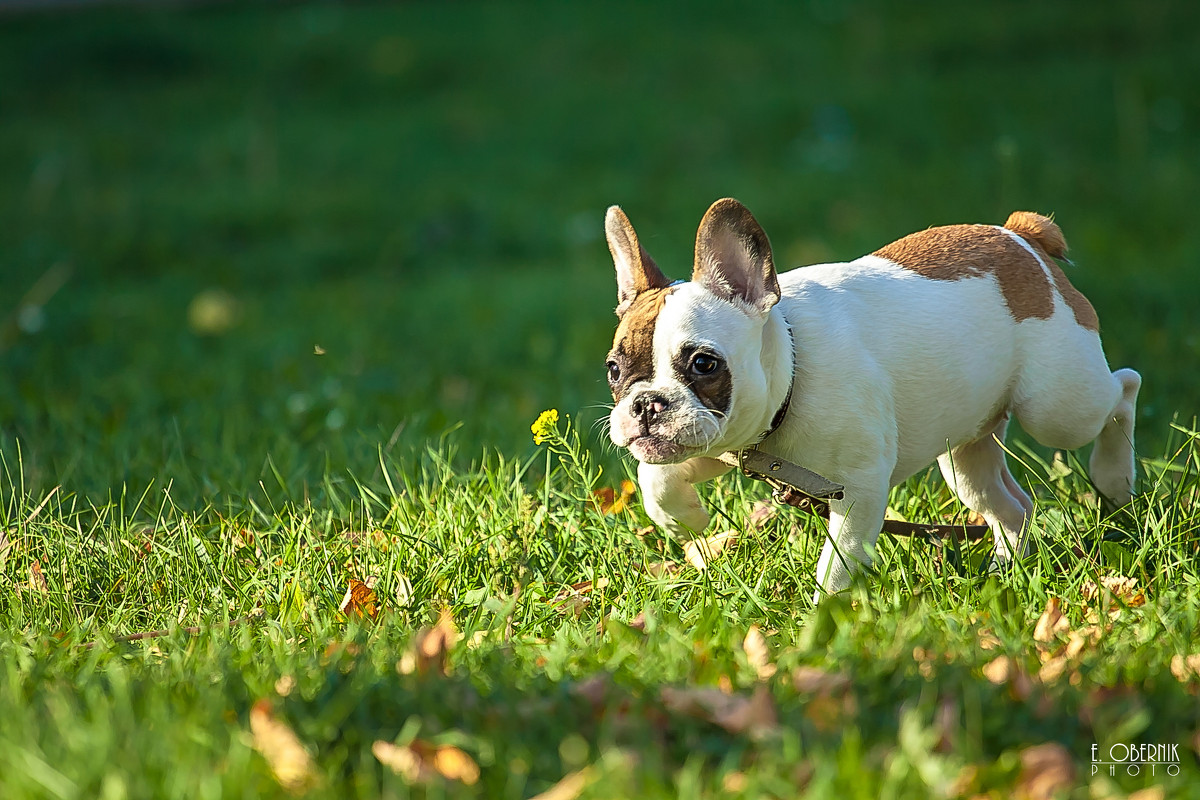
[[718, 448, 990, 542]]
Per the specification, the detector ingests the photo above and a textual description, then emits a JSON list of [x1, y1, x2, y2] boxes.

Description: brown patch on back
[[608, 287, 672, 401], [1003, 212, 1099, 331], [872, 213, 1100, 331], [873, 224, 1055, 322]]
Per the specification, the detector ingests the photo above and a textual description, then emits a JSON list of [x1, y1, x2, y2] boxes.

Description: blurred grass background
[[1, 0, 1197, 505]]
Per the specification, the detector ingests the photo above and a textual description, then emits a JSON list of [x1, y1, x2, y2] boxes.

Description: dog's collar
[[758, 382, 792, 443], [753, 322, 795, 445]]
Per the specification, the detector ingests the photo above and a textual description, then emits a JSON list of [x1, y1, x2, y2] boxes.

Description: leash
[[719, 323, 987, 541], [717, 448, 990, 542]]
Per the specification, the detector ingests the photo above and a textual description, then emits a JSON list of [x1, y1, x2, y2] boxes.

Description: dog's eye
[[606, 361, 621, 383], [690, 353, 722, 376]]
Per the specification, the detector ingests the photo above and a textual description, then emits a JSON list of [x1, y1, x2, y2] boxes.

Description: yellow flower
[[531, 409, 560, 444]]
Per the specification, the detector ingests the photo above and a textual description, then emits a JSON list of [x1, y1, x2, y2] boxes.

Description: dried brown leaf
[[742, 625, 776, 680], [976, 628, 1002, 650], [1170, 653, 1200, 683], [372, 739, 479, 786], [394, 574, 415, 608], [683, 530, 738, 571], [791, 666, 851, 694], [982, 656, 1012, 685], [748, 500, 776, 530], [28, 559, 49, 595], [1037, 655, 1070, 685], [1033, 596, 1068, 644], [1064, 625, 1103, 660], [982, 655, 1036, 701], [1015, 742, 1074, 800], [791, 666, 856, 733], [644, 560, 682, 578], [250, 699, 318, 795], [592, 480, 636, 515], [0, 529, 11, 572], [550, 578, 609, 604], [527, 765, 597, 800], [398, 609, 457, 676], [1128, 787, 1166, 800], [660, 684, 778, 737], [338, 577, 380, 621], [1082, 574, 1146, 607]]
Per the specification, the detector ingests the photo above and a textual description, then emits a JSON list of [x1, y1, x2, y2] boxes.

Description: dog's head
[[605, 198, 785, 464]]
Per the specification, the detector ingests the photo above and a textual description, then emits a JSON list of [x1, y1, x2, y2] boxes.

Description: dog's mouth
[[627, 435, 694, 464]]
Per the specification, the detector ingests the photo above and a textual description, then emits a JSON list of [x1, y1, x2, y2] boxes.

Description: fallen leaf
[[743, 625, 776, 680], [592, 480, 636, 514], [0, 529, 11, 571], [791, 666, 856, 733], [550, 578, 609, 604], [684, 530, 738, 571], [527, 765, 597, 800], [1064, 625, 1103, 659], [976, 628, 1002, 650], [982, 656, 1012, 685], [1082, 574, 1146, 607], [748, 500, 776, 530], [722, 771, 748, 792], [1033, 596, 1068, 644], [28, 560, 49, 595], [1170, 653, 1200, 683], [644, 561, 682, 578], [394, 574, 415, 608], [1015, 742, 1074, 800], [338, 577, 380, 621], [1037, 655, 1070, 685], [791, 666, 851, 694], [982, 656, 1035, 701], [1128, 787, 1165, 800], [249, 699, 318, 795], [570, 675, 610, 710], [660, 684, 778, 738], [372, 739, 479, 786], [548, 578, 609, 617], [398, 609, 458, 676]]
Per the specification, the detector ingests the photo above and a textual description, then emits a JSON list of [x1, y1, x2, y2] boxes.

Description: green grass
[[2, 0, 1200, 797]]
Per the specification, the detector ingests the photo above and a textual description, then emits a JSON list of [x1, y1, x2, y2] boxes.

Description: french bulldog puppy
[[604, 198, 1140, 597]]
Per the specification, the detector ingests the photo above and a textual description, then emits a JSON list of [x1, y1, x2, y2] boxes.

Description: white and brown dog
[[604, 198, 1140, 596]]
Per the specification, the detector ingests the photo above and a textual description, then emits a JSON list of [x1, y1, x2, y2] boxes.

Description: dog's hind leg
[[938, 415, 1033, 562], [1087, 368, 1141, 507]]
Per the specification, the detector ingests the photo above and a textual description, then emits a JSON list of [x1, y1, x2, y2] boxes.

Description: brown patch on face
[[873, 224, 1055, 322], [607, 287, 672, 402], [672, 345, 732, 415]]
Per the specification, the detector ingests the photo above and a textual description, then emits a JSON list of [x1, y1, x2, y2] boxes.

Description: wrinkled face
[[606, 282, 764, 463], [603, 198, 782, 464]]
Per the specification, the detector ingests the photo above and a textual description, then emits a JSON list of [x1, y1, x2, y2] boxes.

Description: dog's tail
[[1004, 211, 1068, 260]]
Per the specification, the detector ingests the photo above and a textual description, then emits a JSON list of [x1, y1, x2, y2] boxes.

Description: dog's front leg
[[813, 473, 890, 601], [638, 457, 732, 537]]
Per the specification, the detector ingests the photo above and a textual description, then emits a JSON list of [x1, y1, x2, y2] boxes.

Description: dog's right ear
[[606, 206, 671, 317]]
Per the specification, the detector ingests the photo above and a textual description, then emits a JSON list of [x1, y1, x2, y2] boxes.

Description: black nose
[[631, 393, 669, 421]]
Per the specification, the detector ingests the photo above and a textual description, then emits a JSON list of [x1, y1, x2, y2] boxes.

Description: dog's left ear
[[692, 198, 780, 316], [606, 205, 671, 317]]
